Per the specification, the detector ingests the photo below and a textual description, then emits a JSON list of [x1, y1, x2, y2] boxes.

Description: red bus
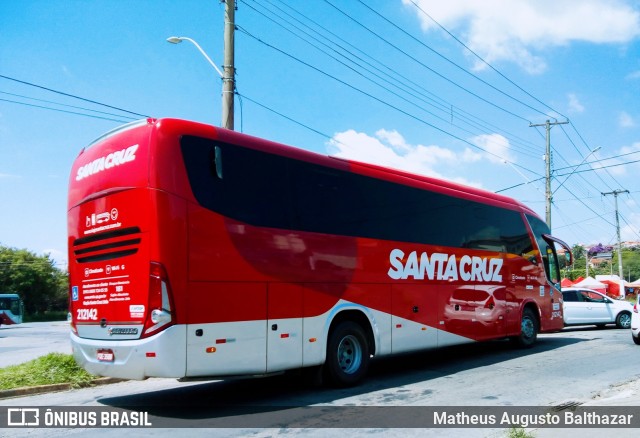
[[0, 294, 24, 326], [68, 118, 572, 386]]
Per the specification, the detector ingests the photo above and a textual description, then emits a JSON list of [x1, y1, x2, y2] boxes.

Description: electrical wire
[[244, 0, 543, 159], [237, 25, 535, 170], [403, 0, 567, 120], [0, 74, 149, 118], [0, 90, 138, 121], [0, 97, 132, 123], [357, 0, 553, 119], [242, 0, 540, 160], [321, 0, 533, 123]]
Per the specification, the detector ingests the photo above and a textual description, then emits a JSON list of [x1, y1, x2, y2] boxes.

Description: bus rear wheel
[[325, 321, 370, 387]]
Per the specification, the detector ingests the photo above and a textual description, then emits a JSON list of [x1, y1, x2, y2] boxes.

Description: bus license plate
[[97, 349, 114, 362]]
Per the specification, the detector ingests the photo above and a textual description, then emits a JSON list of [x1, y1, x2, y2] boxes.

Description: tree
[[572, 244, 586, 261], [0, 245, 68, 315]]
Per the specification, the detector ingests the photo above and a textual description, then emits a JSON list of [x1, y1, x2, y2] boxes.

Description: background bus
[[68, 118, 572, 386], [0, 293, 24, 325]]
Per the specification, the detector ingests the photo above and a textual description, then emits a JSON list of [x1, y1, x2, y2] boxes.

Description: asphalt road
[[1, 323, 640, 437], [0, 321, 71, 368]]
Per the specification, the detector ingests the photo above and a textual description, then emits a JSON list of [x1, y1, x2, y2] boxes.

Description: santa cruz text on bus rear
[[67, 118, 572, 386]]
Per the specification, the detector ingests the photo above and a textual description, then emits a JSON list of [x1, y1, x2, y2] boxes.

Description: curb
[[0, 377, 126, 400]]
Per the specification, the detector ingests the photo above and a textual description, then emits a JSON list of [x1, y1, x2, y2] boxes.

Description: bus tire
[[512, 307, 538, 348], [325, 321, 370, 387]]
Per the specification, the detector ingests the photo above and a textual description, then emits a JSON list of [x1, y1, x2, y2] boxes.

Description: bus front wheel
[[511, 307, 538, 348], [325, 321, 370, 387]]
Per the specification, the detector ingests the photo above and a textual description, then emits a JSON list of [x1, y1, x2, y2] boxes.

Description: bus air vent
[[72, 226, 142, 263]]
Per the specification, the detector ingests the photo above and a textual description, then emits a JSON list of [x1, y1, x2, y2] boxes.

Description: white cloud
[[567, 94, 585, 114], [627, 70, 640, 80], [619, 111, 636, 128], [403, 0, 640, 73], [327, 129, 514, 187], [470, 133, 515, 163]]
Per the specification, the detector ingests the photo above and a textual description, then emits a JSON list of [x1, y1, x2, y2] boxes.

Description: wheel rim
[[337, 334, 362, 375], [521, 316, 535, 340], [619, 313, 631, 328]]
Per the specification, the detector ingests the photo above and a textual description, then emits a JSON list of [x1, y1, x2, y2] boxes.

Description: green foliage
[[507, 427, 535, 438], [23, 311, 68, 323], [0, 245, 68, 316], [571, 244, 586, 261], [564, 248, 640, 282], [0, 353, 94, 390]]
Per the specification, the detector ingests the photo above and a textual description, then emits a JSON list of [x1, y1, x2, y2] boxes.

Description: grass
[[23, 311, 68, 323], [507, 427, 535, 438], [0, 353, 95, 390]]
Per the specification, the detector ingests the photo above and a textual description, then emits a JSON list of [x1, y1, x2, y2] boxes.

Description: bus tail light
[[68, 293, 78, 335], [69, 312, 78, 335], [634, 303, 638, 314], [142, 262, 175, 338]]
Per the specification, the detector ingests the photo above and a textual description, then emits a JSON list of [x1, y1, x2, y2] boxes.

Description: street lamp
[[167, 35, 234, 130], [166, 36, 224, 78]]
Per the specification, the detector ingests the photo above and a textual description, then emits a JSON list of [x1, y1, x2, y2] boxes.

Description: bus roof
[[83, 117, 538, 217]]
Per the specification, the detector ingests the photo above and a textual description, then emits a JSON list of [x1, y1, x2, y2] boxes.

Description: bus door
[[540, 235, 568, 324]]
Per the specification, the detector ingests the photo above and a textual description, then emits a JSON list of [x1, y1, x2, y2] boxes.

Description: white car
[[562, 287, 633, 329], [631, 295, 640, 345]]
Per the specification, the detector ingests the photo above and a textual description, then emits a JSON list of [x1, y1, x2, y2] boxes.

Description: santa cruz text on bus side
[[388, 249, 504, 282]]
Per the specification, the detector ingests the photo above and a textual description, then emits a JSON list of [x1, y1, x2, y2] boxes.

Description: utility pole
[[602, 189, 629, 297], [222, 0, 236, 130], [529, 120, 569, 231]]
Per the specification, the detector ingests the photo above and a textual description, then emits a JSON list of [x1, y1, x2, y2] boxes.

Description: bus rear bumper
[[70, 325, 187, 380]]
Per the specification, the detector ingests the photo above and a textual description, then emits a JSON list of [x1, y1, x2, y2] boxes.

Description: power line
[[0, 74, 149, 118], [238, 93, 335, 140], [0, 97, 132, 123], [0, 90, 138, 120], [243, 0, 541, 159], [320, 0, 533, 123], [357, 0, 553, 119], [237, 25, 533, 169], [402, 0, 567, 120], [245, 0, 542, 158], [0, 90, 137, 122]]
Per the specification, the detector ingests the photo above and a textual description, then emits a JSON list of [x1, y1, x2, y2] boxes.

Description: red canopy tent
[[561, 278, 574, 288]]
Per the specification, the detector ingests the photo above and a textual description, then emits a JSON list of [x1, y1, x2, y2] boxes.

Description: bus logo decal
[[387, 249, 503, 282], [76, 144, 139, 181], [108, 327, 139, 336]]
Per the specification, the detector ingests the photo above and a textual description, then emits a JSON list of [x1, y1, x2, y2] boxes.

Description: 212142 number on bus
[[77, 308, 98, 320]]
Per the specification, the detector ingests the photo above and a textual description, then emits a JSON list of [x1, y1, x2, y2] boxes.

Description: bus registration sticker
[[97, 349, 115, 362]]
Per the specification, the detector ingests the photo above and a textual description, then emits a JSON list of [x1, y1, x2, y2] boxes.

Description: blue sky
[[2, 0, 640, 271]]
